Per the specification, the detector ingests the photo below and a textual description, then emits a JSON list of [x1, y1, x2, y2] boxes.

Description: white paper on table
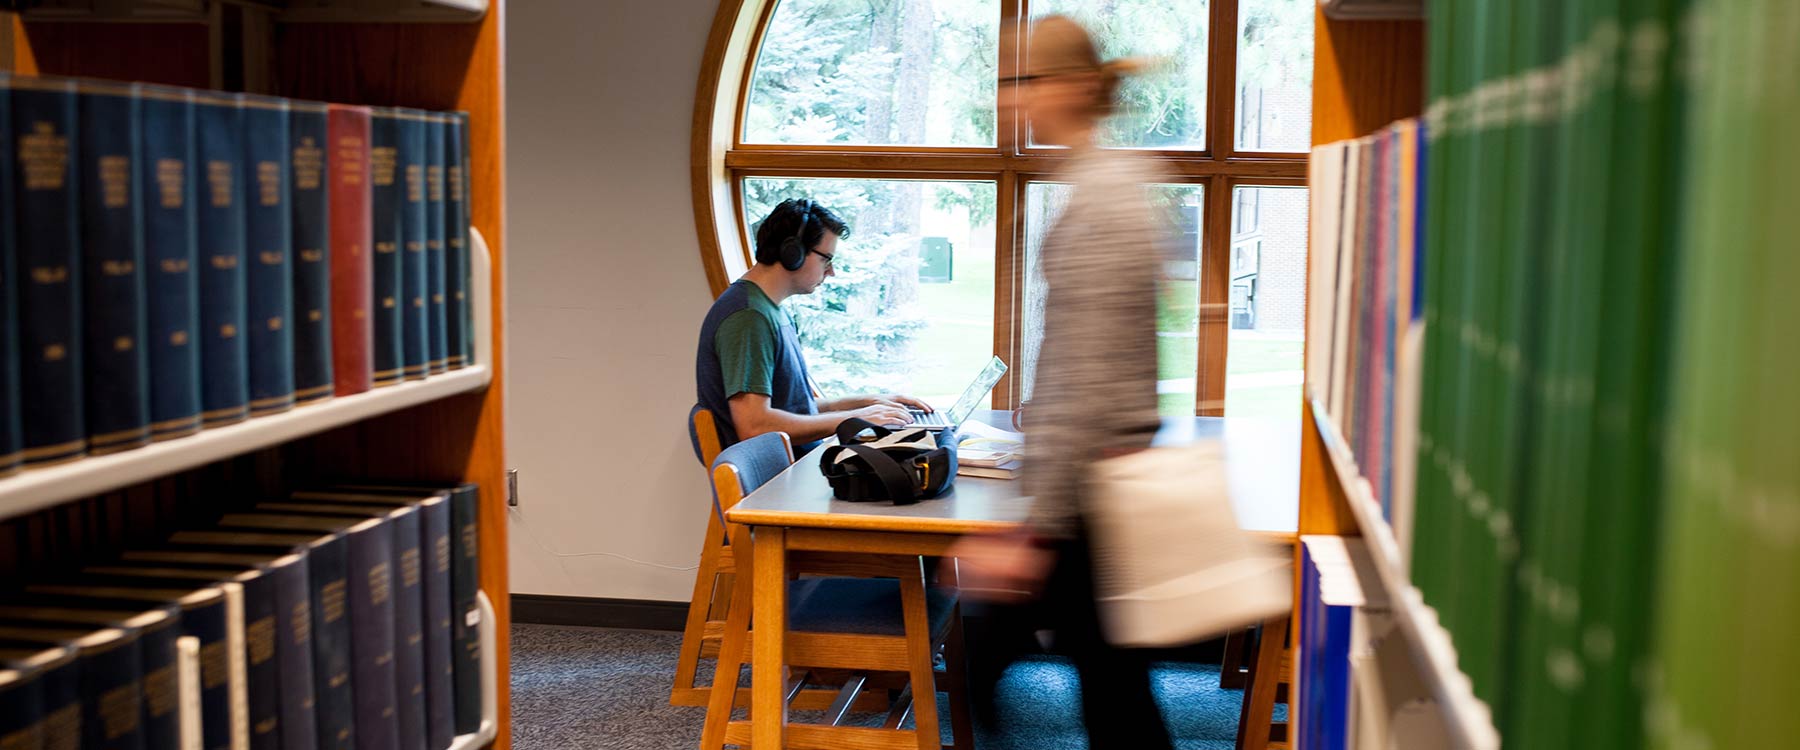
[[957, 419, 1024, 447]]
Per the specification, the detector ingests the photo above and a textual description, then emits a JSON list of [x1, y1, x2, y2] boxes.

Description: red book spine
[[328, 105, 375, 396]]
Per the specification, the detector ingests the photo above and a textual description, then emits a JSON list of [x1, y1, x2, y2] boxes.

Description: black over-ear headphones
[[777, 199, 814, 271]]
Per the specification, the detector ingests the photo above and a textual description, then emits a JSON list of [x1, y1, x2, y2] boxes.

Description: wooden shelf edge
[[447, 589, 500, 750], [0, 227, 497, 522], [1307, 397, 1502, 750]]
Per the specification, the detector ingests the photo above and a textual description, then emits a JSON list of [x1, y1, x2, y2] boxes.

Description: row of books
[[1304, 0, 1760, 748], [0, 73, 478, 476], [0, 482, 485, 750], [1305, 118, 1426, 552]]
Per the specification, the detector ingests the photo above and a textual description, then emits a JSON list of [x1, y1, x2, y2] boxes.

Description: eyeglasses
[[809, 249, 835, 269]]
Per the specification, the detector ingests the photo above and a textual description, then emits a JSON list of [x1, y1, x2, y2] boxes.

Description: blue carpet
[[510, 623, 1271, 749]]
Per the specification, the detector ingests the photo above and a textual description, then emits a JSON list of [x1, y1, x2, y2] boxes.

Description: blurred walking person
[[949, 15, 1174, 750]]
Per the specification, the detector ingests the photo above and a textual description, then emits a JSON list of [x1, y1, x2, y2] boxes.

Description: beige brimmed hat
[[1024, 14, 1155, 80]]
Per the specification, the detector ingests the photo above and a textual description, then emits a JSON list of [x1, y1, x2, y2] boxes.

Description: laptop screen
[[945, 356, 1009, 426]]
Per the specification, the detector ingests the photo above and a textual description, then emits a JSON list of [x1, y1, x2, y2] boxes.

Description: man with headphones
[[694, 198, 932, 456]]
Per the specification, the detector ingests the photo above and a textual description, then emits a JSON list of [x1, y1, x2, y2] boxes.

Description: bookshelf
[[1309, 396, 1502, 750], [0, 230, 495, 521], [3, 3, 512, 747]]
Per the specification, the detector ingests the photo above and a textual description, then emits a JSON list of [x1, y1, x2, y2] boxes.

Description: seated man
[[694, 198, 932, 456]]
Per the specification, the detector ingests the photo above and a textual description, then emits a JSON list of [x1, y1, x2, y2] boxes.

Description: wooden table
[[723, 412, 1300, 749]]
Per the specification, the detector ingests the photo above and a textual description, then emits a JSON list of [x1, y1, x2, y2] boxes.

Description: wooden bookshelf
[[4, 4, 512, 746], [1309, 397, 1503, 750]]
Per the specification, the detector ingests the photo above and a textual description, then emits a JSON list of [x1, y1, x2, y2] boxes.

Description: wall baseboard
[[511, 594, 690, 632]]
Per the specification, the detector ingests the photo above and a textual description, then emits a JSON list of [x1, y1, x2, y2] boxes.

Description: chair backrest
[[689, 404, 726, 467], [709, 432, 795, 522]]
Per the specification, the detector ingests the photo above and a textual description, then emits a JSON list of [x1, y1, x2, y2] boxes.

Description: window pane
[[1235, 0, 1314, 152], [741, 178, 997, 405], [1022, 182, 1203, 416], [1028, 1, 1210, 150], [743, 0, 999, 147], [1225, 186, 1307, 416]]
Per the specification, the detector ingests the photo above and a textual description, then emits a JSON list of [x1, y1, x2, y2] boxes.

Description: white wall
[[504, 0, 722, 600]]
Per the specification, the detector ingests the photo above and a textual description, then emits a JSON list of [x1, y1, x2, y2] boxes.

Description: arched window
[[693, 0, 1313, 416]]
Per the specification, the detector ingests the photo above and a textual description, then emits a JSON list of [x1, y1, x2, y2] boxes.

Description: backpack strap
[[836, 443, 921, 504]]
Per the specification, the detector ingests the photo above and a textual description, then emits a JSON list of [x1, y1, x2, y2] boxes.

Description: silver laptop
[[910, 356, 1008, 429]]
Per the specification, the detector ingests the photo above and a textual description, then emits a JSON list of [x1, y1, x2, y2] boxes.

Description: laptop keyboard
[[909, 409, 951, 427]]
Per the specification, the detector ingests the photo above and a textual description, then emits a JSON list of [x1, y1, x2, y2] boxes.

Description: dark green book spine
[[445, 112, 470, 370], [194, 92, 248, 427], [12, 76, 85, 466], [77, 81, 151, 456], [397, 111, 428, 382], [289, 101, 334, 406], [240, 94, 294, 417], [139, 85, 202, 442], [0, 74, 21, 475], [424, 114, 448, 375], [369, 108, 405, 387], [449, 483, 480, 733]]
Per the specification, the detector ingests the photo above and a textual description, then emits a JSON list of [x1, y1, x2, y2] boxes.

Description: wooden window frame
[[691, 0, 1309, 416]]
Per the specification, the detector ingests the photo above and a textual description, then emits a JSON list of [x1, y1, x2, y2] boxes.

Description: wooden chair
[[697, 432, 973, 750], [1235, 614, 1293, 750], [673, 405, 736, 706]]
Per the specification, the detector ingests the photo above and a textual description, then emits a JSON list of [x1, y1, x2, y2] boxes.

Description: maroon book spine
[[328, 105, 375, 396]]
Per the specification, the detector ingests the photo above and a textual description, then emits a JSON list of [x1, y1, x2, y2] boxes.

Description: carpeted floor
[[511, 622, 1270, 749]]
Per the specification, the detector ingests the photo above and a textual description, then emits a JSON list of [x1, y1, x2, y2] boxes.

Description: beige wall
[[504, 0, 721, 600]]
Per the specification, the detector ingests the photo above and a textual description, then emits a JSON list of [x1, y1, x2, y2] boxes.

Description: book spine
[[80, 634, 148, 750], [423, 115, 447, 375], [448, 485, 479, 734], [391, 510, 428, 750], [306, 539, 355, 750], [345, 525, 401, 750], [0, 76, 21, 475], [138, 618, 183, 750], [367, 110, 404, 388], [78, 81, 151, 456], [193, 93, 248, 427], [0, 663, 44, 749], [326, 105, 373, 398], [264, 558, 317, 750], [233, 576, 278, 750], [288, 102, 333, 406], [139, 87, 202, 442], [180, 598, 233, 750], [397, 112, 428, 382], [420, 499, 454, 749], [12, 76, 85, 466], [239, 95, 293, 417], [444, 113, 469, 370]]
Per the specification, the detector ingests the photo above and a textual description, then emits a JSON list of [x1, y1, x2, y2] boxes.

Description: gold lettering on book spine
[[20, 122, 69, 191], [247, 615, 277, 664], [427, 165, 444, 202], [293, 598, 312, 645], [257, 161, 280, 206], [99, 155, 130, 207], [401, 547, 422, 587], [157, 159, 185, 208], [293, 136, 324, 190], [322, 579, 348, 622], [98, 682, 141, 739], [371, 146, 397, 186], [201, 641, 228, 689], [405, 164, 423, 202], [144, 664, 177, 718], [207, 161, 233, 207], [369, 562, 392, 605]]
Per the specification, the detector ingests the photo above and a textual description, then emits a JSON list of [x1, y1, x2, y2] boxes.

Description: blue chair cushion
[[787, 577, 959, 637]]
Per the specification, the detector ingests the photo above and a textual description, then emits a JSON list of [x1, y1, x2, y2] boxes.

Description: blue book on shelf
[[240, 94, 294, 416], [78, 80, 151, 456], [397, 110, 429, 381], [424, 113, 448, 374], [446, 111, 471, 368], [369, 108, 404, 387], [1299, 538, 1357, 750], [195, 92, 248, 427], [0, 74, 20, 474], [140, 85, 201, 442], [289, 100, 334, 405], [12, 76, 85, 466]]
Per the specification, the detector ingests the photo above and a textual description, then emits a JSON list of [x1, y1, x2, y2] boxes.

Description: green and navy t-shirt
[[695, 280, 820, 454]]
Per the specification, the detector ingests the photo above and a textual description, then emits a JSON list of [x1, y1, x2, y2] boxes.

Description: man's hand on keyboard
[[854, 393, 935, 413], [850, 403, 914, 427]]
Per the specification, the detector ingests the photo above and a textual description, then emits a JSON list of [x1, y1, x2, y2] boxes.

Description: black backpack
[[819, 418, 958, 505]]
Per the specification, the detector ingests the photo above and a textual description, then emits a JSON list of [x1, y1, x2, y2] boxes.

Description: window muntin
[[742, 0, 1000, 147], [742, 177, 998, 404]]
